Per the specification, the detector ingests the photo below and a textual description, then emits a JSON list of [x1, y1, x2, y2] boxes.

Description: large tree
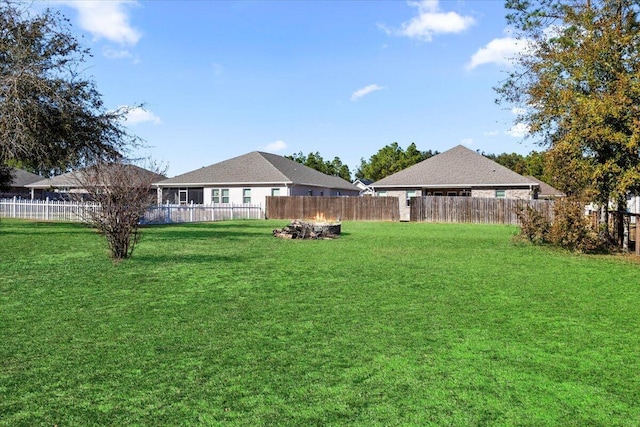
[[0, 1, 138, 184], [356, 143, 437, 182], [497, 0, 640, 232]]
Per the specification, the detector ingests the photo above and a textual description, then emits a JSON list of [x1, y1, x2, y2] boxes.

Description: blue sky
[[43, 0, 534, 177]]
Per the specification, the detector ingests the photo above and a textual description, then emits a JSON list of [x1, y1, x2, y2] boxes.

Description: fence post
[[636, 218, 640, 256], [45, 197, 50, 221], [11, 196, 16, 218]]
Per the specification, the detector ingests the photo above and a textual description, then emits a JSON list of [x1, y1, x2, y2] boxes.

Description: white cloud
[[103, 47, 133, 60], [59, 1, 141, 45], [351, 84, 384, 101], [460, 138, 474, 146], [505, 122, 530, 138], [264, 140, 287, 152], [467, 31, 532, 70], [124, 107, 162, 125], [382, 0, 475, 42]]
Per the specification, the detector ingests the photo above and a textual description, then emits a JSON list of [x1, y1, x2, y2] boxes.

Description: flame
[[313, 212, 327, 222], [310, 212, 337, 223]]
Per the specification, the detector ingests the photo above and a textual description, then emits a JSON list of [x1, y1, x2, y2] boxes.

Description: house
[[0, 168, 43, 199], [524, 176, 565, 200], [353, 178, 374, 196], [371, 145, 540, 220], [154, 151, 361, 206], [26, 165, 165, 200]]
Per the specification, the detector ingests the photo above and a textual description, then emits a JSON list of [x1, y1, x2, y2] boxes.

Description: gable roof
[[372, 145, 536, 188], [156, 151, 359, 191], [9, 168, 42, 187], [525, 176, 566, 198], [26, 165, 165, 189]]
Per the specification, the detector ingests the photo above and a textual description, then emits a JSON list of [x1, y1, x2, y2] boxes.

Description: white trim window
[[406, 190, 419, 206], [243, 188, 251, 203]]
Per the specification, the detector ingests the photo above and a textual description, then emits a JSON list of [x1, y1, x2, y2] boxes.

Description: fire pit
[[273, 219, 341, 239]]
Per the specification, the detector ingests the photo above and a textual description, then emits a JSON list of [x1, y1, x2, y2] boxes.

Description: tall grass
[[1, 219, 639, 426]]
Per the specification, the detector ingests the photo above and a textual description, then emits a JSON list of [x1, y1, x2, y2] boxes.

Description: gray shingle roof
[[26, 165, 165, 189], [525, 176, 565, 198], [155, 151, 359, 191], [372, 145, 536, 188], [9, 168, 42, 187]]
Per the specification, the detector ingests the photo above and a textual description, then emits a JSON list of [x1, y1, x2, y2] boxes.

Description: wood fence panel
[[410, 196, 555, 225], [266, 196, 399, 221]]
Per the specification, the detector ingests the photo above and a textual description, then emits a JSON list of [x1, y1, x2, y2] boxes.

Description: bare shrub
[[74, 160, 165, 260]]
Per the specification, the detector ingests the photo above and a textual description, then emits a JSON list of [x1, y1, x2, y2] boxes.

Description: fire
[[311, 212, 336, 223], [313, 212, 326, 222]]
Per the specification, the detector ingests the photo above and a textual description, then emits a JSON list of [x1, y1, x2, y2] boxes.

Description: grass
[[1, 219, 639, 426]]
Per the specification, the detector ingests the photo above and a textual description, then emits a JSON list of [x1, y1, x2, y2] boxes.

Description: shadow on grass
[[143, 221, 277, 241], [134, 252, 248, 265], [0, 220, 94, 236]]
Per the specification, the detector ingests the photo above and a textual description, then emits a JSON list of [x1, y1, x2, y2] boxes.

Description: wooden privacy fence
[[0, 198, 263, 224], [410, 196, 555, 225], [266, 196, 400, 221]]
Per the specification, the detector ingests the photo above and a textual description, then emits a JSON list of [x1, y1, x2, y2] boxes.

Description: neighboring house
[[353, 178, 374, 196], [524, 176, 566, 200], [623, 194, 640, 214], [154, 151, 360, 206], [26, 165, 165, 200], [1, 168, 43, 199], [372, 145, 540, 221]]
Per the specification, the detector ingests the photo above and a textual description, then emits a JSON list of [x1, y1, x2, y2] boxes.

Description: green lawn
[[1, 219, 639, 426]]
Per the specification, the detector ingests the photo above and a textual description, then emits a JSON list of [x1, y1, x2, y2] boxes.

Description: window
[[496, 190, 506, 198], [179, 188, 188, 204], [434, 191, 443, 196], [243, 189, 251, 204], [320, 191, 324, 196], [308, 190, 313, 196], [447, 191, 457, 196], [378, 191, 387, 197], [212, 189, 220, 203], [271, 188, 280, 196], [221, 189, 230, 203], [461, 190, 471, 197], [406, 190, 418, 206]]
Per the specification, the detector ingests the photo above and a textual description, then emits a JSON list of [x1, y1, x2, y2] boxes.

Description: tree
[[0, 165, 12, 192], [483, 151, 528, 174], [356, 143, 437, 181], [286, 151, 352, 181], [497, 0, 640, 235], [0, 1, 138, 185], [75, 160, 165, 260]]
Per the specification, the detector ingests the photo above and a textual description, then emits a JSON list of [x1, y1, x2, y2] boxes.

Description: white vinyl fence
[[0, 198, 263, 224], [142, 202, 264, 224]]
